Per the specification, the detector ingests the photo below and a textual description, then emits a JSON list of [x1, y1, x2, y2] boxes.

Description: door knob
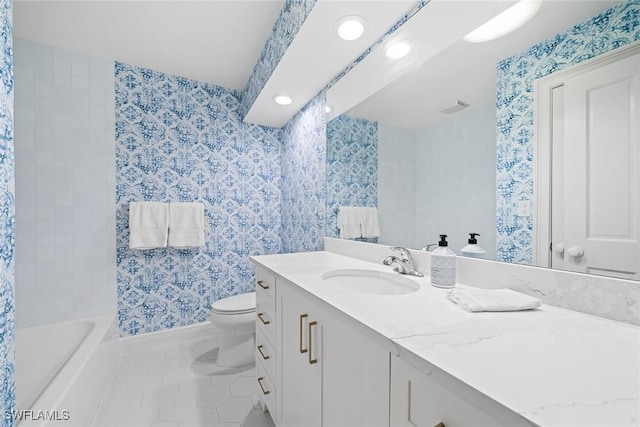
[[553, 242, 565, 253], [566, 246, 584, 258]]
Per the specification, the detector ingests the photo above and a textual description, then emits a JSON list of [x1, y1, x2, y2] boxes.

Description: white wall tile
[[14, 39, 116, 328]]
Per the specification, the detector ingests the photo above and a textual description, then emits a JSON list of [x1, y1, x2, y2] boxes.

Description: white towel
[[447, 285, 541, 312], [361, 207, 380, 238], [129, 202, 169, 249], [168, 202, 205, 248], [337, 206, 364, 239]]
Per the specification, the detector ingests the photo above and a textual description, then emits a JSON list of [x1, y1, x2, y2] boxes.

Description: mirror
[[326, 0, 640, 280]]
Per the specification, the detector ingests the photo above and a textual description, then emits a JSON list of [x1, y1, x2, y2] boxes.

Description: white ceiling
[[244, 0, 417, 128], [341, 0, 624, 130], [13, 0, 285, 91], [14, 0, 623, 129]]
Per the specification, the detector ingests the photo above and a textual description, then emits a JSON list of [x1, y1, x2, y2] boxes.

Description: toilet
[[209, 291, 257, 367]]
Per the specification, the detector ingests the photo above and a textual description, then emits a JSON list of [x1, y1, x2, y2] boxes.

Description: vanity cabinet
[[279, 278, 390, 427]]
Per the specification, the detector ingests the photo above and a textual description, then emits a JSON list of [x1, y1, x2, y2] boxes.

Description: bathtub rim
[[17, 314, 117, 424]]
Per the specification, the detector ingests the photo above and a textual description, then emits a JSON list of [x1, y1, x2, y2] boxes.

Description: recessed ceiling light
[[324, 105, 332, 114], [385, 40, 413, 59], [273, 95, 292, 105], [463, 0, 542, 43], [335, 15, 367, 41]]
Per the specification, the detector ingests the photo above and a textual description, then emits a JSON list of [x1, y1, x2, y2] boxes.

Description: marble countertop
[[250, 251, 640, 427]]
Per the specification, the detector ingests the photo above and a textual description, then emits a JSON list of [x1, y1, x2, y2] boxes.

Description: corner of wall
[[0, 0, 15, 421]]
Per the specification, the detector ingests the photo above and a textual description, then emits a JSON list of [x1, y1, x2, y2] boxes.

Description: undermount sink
[[321, 269, 421, 295]]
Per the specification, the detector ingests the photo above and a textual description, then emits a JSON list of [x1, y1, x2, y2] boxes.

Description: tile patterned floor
[[90, 328, 275, 427]]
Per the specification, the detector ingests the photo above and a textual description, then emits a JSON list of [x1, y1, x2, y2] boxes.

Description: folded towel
[[168, 202, 205, 248], [129, 202, 169, 249], [337, 207, 363, 239], [361, 207, 380, 238], [447, 285, 541, 312]]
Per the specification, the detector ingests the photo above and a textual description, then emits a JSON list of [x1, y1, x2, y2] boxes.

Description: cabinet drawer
[[256, 330, 276, 380], [255, 268, 276, 300], [257, 362, 276, 415], [256, 286, 275, 323]]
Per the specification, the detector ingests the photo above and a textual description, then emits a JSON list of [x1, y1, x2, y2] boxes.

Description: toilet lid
[[211, 291, 256, 314]]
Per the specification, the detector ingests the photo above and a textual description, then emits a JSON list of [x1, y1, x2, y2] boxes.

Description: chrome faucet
[[383, 247, 424, 277], [420, 243, 437, 251]]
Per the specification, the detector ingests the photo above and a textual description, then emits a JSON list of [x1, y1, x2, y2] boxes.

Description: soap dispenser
[[430, 234, 456, 288], [461, 233, 486, 259]]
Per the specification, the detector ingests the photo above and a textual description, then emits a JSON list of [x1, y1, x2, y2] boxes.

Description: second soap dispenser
[[461, 233, 486, 258], [430, 234, 456, 288]]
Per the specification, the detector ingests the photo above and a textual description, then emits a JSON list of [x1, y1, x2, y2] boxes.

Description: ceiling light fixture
[[463, 0, 542, 43], [335, 15, 367, 41], [385, 40, 413, 59], [273, 95, 292, 106]]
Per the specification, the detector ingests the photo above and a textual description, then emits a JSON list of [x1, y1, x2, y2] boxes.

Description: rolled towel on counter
[[447, 285, 541, 312], [129, 201, 169, 249], [168, 202, 205, 248]]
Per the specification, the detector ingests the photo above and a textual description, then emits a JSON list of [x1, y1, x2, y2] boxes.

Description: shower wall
[[13, 39, 116, 327]]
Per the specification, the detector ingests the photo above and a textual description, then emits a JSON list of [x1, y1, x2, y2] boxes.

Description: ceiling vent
[[438, 100, 469, 115]]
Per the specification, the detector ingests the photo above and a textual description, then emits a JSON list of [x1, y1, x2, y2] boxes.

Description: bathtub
[[15, 315, 119, 426]]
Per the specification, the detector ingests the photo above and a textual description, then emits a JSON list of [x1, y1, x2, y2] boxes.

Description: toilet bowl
[[209, 291, 256, 367]]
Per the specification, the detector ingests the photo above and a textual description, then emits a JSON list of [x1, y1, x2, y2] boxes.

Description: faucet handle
[[390, 246, 411, 261]]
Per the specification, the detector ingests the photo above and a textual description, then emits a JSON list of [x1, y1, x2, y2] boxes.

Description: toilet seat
[[211, 292, 256, 315]]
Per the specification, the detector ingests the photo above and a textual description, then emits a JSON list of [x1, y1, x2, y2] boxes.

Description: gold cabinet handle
[[257, 280, 269, 290], [257, 344, 270, 360], [308, 321, 318, 365], [434, 423, 445, 427], [257, 377, 270, 395], [257, 312, 270, 325], [299, 314, 308, 353]]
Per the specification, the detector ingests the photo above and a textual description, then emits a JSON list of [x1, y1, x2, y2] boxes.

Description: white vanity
[[251, 250, 639, 427]]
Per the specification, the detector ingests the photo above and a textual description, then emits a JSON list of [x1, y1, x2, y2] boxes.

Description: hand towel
[[447, 285, 541, 312], [337, 207, 363, 239], [129, 202, 169, 249], [361, 207, 380, 238], [168, 202, 205, 248]]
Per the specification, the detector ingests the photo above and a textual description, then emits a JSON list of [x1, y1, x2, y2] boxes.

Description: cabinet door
[[322, 313, 390, 427], [280, 283, 323, 427], [391, 357, 530, 427]]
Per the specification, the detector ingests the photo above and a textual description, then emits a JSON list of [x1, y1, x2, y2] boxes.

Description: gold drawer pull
[[299, 314, 308, 353], [257, 377, 270, 395], [434, 423, 445, 427], [257, 312, 270, 325], [308, 321, 318, 365], [257, 344, 270, 360], [257, 280, 269, 290]]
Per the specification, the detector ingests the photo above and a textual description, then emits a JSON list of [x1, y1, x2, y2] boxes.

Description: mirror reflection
[[326, 0, 640, 280]]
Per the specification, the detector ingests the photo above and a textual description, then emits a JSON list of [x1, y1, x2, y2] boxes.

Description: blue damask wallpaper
[[281, 93, 326, 253], [115, 62, 282, 336], [326, 115, 378, 238], [496, 0, 640, 264], [0, 0, 14, 422], [240, 0, 317, 118]]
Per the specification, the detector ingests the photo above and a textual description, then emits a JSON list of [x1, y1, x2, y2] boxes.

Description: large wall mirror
[[326, 0, 640, 281]]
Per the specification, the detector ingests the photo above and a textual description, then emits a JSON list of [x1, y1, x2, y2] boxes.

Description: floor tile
[[217, 397, 254, 423], [178, 407, 219, 427], [90, 328, 268, 427]]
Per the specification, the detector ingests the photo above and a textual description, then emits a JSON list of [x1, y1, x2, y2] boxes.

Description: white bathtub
[[15, 315, 120, 426]]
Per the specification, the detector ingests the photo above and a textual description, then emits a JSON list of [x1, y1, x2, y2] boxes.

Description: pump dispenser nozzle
[[438, 234, 448, 247], [468, 233, 480, 244]]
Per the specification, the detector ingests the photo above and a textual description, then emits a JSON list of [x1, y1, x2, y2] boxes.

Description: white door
[[552, 53, 640, 279]]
